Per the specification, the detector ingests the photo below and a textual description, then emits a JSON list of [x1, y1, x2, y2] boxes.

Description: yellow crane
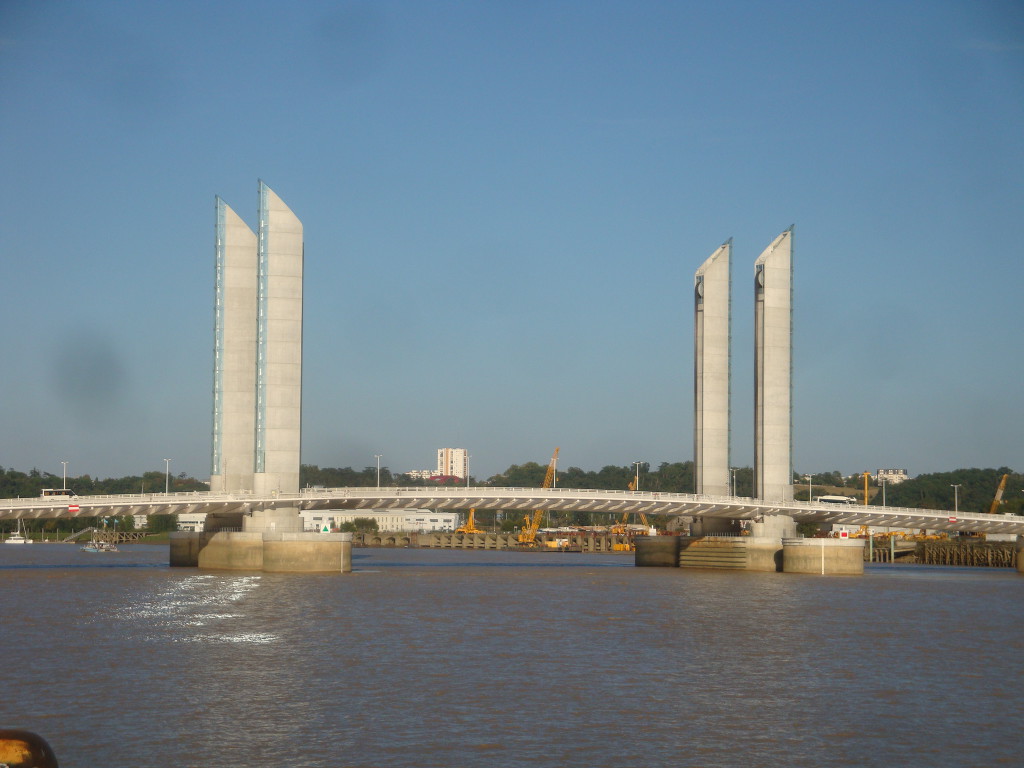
[[517, 447, 560, 546], [455, 508, 485, 535], [989, 474, 1009, 515], [610, 510, 629, 535]]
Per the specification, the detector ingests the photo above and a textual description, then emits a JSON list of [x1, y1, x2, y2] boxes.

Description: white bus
[[40, 488, 77, 498], [816, 495, 856, 504]]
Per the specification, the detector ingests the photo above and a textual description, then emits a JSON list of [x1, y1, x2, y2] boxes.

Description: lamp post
[[61, 460, 68, 491], [632, 461, 642, 492], [731, 467, 737, 497], [951, 484, 961, 513], [881, 479, 887, 507], [805, 474, 813, 503], [374, 455, 382, 489], [164, 458, 171, 494], [466, 455, 471, 488]]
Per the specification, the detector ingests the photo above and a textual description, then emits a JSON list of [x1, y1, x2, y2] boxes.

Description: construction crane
[[455, 508, 485, 535], [638, 511, 655, 533], [610, 511, 629, 535], [517, 447, 559, 546], [989, 474, 1009, 515]]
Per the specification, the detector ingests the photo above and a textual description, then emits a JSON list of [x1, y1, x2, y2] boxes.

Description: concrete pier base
[[744, 538, 786, 572], [741, 515, 798, 572], [783, 537, 866, 575], [169, 531, 201, 567], [677, 536, 748, 569], [199, 531, 265, 570], [634, 535, 681, 566], [169, 530, 352, 573], [1016, 535, 1023, 574], [263, 532, 352, 573]]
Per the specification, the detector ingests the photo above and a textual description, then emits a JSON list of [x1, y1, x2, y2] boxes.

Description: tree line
[[0, 466, 209, 499]]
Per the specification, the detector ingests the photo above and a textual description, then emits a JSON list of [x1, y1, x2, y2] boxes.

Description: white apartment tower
[[436, 448, 469, 479]]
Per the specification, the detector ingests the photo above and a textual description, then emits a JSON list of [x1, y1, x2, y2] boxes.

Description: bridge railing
[[3, 487, 1023, 535]]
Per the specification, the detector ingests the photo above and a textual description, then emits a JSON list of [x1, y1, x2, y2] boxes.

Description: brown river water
[[2, 544, 1022, 767]]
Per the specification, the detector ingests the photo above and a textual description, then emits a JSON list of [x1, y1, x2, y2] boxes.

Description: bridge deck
[[1, 487, 1022, 536]]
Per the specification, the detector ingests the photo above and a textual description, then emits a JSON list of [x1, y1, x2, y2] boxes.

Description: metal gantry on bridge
[[1, 487, 1022, 536]]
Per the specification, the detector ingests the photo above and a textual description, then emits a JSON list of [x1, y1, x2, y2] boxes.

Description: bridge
[[2, 487, 1022, 536]]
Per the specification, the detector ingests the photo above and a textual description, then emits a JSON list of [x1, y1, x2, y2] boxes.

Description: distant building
[[405, 469, 434, 481], [437, 448, 469, 479], [876, 469, 909, 485], [313, 509, 458, 533], [299, 510, 337, 533], [177, 512, 208, 532]]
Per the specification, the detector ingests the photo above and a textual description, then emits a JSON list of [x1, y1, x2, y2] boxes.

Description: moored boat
[[80, 539, 118, 553], [3, 520, 33, 545]]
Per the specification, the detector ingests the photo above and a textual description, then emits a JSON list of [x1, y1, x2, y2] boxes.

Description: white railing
[[2, 486, 1022, 535]]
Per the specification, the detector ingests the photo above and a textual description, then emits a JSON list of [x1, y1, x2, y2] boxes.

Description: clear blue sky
[[1, 1, 1021, 485]]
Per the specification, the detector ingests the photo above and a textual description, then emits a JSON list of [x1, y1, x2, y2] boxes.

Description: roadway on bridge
[[2, 487, 1022, 536]]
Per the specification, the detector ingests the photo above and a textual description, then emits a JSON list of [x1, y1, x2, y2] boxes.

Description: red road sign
[[68, 504, 80, 513], [948, 516, 957, 523]]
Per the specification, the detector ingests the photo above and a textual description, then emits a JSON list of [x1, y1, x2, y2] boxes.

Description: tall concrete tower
[[211, 198, 258, 494], [694, 239, 731, 497], [252, 181, 303, 499], [210, 182, 303, 532], [753, 227, 793, 502], [187, 183, 351, 572]]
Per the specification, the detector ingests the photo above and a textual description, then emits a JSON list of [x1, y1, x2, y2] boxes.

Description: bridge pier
[[170, 518, 352, 573], [635, 515, 866, 575], [244, 506, 304, 533], [743, 514, 797, 572], [1016, 535, 1023, 574], [782, 537, 865, 575]]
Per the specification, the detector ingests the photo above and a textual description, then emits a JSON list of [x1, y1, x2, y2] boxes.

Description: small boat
[[3, 520, 33, 545], [80, 539, 118, 553]]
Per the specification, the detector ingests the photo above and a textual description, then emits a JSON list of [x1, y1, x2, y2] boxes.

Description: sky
[[1, 0, 1022, 485]]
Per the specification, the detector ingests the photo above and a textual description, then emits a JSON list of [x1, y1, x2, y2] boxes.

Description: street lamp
[[632, 461, 642, 492], [731, 467, 737, 497], [805, 474, 813, 503], [164, 458, 171, 494], [374, 455, 382, 489], [881, 479, 887, 507], [951, 484, 961, 513], [61, 460, 68, 491], [466, 455, 471, 488]]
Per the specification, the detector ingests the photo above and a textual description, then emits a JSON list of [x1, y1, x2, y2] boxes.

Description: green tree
[[339, 517, 379, 533], [147, 514, 178, 533]]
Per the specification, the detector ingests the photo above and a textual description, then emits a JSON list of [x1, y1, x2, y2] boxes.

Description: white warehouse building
[[175, 509, 459, 533], [303, 509, 458, 533]]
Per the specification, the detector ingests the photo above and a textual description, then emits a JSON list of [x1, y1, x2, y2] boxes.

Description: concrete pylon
[[194, 183, 352, 571], [249, 181, 304, 533], [753, 227, 794, 505], [251, 181, 303, 501], [694, 239, 731, 497], [210, 182, 304, 534], [211, 198, 258, 494]]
